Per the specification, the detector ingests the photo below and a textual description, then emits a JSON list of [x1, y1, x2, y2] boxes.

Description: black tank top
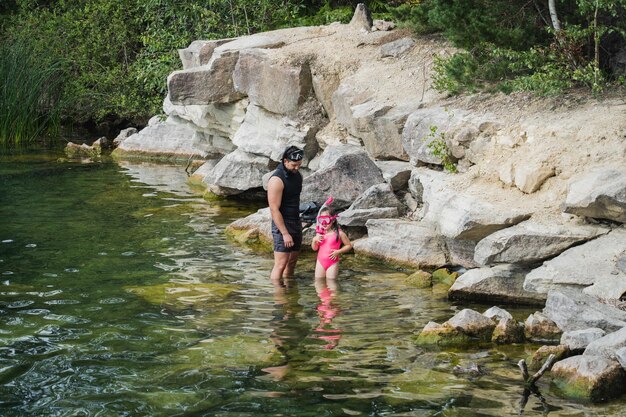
[[271, 163, 302, 220]]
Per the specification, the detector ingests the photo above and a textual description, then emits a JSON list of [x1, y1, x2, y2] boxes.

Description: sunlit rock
[[551, 355, 626, 402], [561, 328, 606, 353], [524, 311, 561, 343], [562, 167, 626, 223], [583, 326, 626, 362]]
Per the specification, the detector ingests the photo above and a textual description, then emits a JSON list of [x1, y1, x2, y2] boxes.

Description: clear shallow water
[[1, 151, 624, 417]]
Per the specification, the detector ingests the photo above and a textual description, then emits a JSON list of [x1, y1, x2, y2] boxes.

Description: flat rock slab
[[353, 219, 447, 268], [542, 288, 626, 333], [524, 228, 626, 296], [474, 221, 608, 266], [449, 265, 546, 305]]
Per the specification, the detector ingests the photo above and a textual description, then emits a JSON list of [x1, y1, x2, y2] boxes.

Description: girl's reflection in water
[[314, 276, 342, 350]]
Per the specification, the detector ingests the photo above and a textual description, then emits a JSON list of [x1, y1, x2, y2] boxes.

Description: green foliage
[[397, 0, 626, 96], [422, 126, 456, 173], [0, 38, 64, 147]]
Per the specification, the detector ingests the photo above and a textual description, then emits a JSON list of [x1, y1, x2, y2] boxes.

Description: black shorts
[[272, 218, 302, 253]]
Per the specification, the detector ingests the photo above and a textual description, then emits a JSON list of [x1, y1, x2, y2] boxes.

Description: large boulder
[[231, 104, 318, 163], [233, 49, 312, 115], [562, 167, 626, 223], [163, 95, 247, 139], [113, 116, 212, 161], [523, 228, 626, 296], [332, 81, 414, 160], [352, 219, 447, 268], [542, 288, 626, 333], [474, 221, 608, 266], [551, 355, 626, 402], [448, 265, 546, 305], [204, 149, 273, 195], [167, 51, 243, 105], [301, 150, 384, 208]]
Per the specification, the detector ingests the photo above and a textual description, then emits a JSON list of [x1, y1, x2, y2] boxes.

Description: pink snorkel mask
[[315, 196, 335, 235], [317, 215, 337, 227]]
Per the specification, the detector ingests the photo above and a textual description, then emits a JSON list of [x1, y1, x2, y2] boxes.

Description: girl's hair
[[320, 208, 340, 242]]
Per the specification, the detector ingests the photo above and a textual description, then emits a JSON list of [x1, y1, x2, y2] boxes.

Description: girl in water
[[311, 208, 352, 279]]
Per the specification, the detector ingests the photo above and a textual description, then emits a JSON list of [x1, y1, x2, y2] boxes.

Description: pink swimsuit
[[317, 232, 342, 270]]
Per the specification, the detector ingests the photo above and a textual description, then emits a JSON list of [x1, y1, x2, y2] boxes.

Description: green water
[[1, 151, 624, 416]]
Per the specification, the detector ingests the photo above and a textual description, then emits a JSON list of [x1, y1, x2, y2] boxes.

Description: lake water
[[1, 150, 624, 416]]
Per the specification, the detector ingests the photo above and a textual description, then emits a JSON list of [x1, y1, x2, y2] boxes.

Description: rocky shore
[[106, 6, 626, 403]]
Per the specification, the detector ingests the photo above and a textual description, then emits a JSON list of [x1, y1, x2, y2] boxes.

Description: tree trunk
[[548, 0, 561, 31]]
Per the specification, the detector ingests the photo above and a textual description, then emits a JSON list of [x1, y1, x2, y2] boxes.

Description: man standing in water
[[267, 145, 304, 283]]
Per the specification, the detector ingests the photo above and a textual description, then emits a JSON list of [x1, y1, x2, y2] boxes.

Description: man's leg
[[271, 251, 290, 282], [282, 251, 300, 278]]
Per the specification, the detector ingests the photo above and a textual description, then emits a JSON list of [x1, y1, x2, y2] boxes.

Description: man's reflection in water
[[262, 277, 306, 380], [314, 276, 342, 350]]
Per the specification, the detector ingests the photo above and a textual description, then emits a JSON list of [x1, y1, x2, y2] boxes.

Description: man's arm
[[267, 176, 293, 247]]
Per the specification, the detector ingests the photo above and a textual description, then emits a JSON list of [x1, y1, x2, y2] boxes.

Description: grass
[[0, 39, 65, 149]]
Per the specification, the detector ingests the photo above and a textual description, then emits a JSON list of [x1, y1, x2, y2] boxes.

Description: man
[[267, 145, 304, 282]]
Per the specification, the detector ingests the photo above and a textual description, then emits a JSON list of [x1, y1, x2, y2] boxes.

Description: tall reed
[[0, 39, 65, 148]]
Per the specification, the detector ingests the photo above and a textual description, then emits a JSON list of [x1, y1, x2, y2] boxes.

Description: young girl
[[311, 208, 352, 279]]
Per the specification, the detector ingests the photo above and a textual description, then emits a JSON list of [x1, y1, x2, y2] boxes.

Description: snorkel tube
[[315, 196, 334, 235]]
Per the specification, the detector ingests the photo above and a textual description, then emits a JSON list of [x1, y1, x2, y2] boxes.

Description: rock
[[561, 328, 607, 352], [562, 167, 626, 223], [447, 308, 496, 340], [616, 346, 626, 369], [524, 228, 626, 296], [163, 95, 247, 139], [231, 104, 318, 163], [225, 208, 273, 248], [449, 265, 546, 305], [178, 39, 234, 69], [317, 144, 367, 170], [483, 306, 513, 322], [311, 71, 340, 119], [112, 116, 210, 161], [204, 149, 272, 195], [474, 221, 608, 266], [524, 311, 562, 342], [65, 142, 100, 159], [435, 194, 532, 241], [337, 207, 399, 227], [233, 49, 312, 115], [349, 3, 373, 32], [444, 238, 480, 269], [91, 137, 111, 152], [301, 150, 384, 208], [492, 317, 524, 344], [513, 161, 555, 194], [113, 128, 138, 146], [188, 159, 221, 187], [406, 270, 432, 288], [376, 160, 412, 191], [415, 321, 471, 347], [373, 20, 395, 31], [348, 183, 402, 210], [352, 219, 447, 268], [381, 37, 416, 58], [332, 80, 415, 160], [584, 326, 626, 361], [402, 107, 467, 166], [431, 268, 459, 285], [542, 288, 626, 333], [529, 345, 570, 370], [167, 51, 243, 105], [551, 355, 626, 402]]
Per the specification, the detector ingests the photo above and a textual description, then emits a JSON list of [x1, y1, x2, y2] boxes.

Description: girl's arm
[[311, 234, 322, 251], [337, 230, 352, 254]]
